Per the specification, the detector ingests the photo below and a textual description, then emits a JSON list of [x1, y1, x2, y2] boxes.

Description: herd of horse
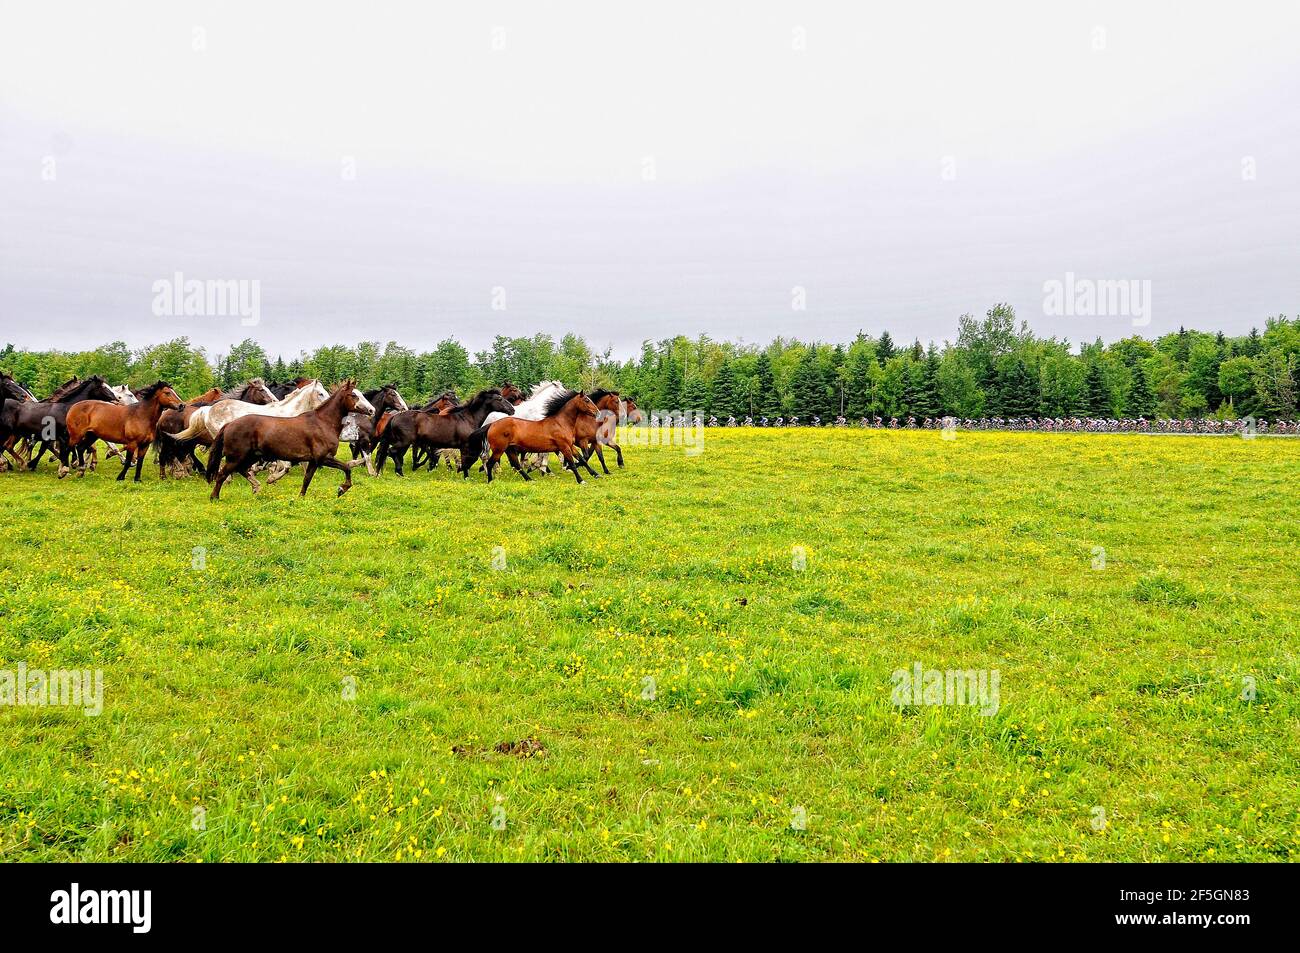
[[0, 371, 643, 499]]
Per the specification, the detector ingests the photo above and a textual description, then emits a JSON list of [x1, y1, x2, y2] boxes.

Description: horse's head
[[621, 396, 643, 423], [500, 382, 525, 404], [351, 386, 376, 415], [590, 389, 621, 413], [244, 378, 277, 405], [382, 384, 408, 412], [110, 384, 138, 405], [1, 373, 34, 402], [573, 392, 599, 418], [431, 391, 458, 414], [333, 378, 363, 414], [138, 381, 184, 410], [294, 380, 331, 404], [485, 392, 516, 417], [85, 376, 118, 403]]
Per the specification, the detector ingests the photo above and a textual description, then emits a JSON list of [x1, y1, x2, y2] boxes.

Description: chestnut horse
[[207, 379, 363, 500], [579, 391, 642, 472], [464, 389, 600, 484], [65, 381, 184, 481]]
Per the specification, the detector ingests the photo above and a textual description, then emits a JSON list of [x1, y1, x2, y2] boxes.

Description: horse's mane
[[589, 388, 618, 403], [529, 380, 564, 397], [135, 381, 171, 400], [46, 377, 84, 401], [461, 388, 503, 412], [541, 388, 579, 418]]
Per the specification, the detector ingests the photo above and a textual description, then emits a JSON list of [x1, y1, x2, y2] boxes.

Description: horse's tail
[[167, 414, 204, 441], [464, 423, 491, 462], [205, 431, 225, 483]]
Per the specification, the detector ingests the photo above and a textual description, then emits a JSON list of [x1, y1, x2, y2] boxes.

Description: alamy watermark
[[1, 663, 103, 716], [1043, 272, 1151, 327], [625, 410, 704, 456], [891, 662, 1000, 716], [152, 271, 261, 327]]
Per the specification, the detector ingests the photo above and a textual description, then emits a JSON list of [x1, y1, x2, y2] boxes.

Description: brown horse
[[64, 382, 184, 481], [410, 391, 461, 470], [468, 389, 600, 484], [579, 391, 642, 472], [376, 389, 516, 477], [207, 379, 363, 500], [156, 380, 276, 477]]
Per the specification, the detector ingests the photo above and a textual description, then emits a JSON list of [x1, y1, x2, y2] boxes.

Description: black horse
[[0, 373, 37, 470], [347, 383, 408, 464], [0, 376, 118, 472], [375, 389, 514, 476]]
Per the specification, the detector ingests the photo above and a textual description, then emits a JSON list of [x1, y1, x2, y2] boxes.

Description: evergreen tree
[[659, 355, 684, 411], [753, 353, 779, 416], [710, 360, 740, 417], [1125, 362, 1157, 417], [995, 356, 1038, 416], [845, 352, 873, 417], [788, 350, 823, 417], [876, 331, 895, 365], [1079, 361, 1111, 416], [681, 374, 708, 414]]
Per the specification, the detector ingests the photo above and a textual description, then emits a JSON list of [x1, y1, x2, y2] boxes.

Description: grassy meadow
[[1, 428, 1297, 862]]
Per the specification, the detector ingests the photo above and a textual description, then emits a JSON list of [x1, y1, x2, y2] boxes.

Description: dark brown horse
[[465, 389, 600, 484], [65, 382, 184, 481], [376, 388, 515, 476], [347, 384, 408, 467], [409, 391, 460, 470], [156, 380, 276, 477], [207, 379, 363, 499], [1, 376, 119, 473], [0, 373, 36, 470]]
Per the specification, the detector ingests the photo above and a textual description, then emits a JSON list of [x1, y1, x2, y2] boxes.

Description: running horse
[[1, 376, 120, 473], [0, 373, 37, 471], [420, 383, 523, 471], [578, 390, 643, 473], [410, 390, 461, 471], [346, 383, 408, 473], [207, 379, 366, 500], [64, 381, 185, 481], [375, 388, 516, 476], [463, 389, 600, 484], [156, 379, 277, 477]]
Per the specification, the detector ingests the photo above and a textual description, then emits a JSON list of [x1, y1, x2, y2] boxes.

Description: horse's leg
[[300, 461, 318, 496], [485, 448, 503, 483], [593, 442, 611, 475], [28, 440, 49, 470], [506, 447, 531, 481], [133, 442, 148, 482], [115, 445, 132, 481], [612, 440, 624, 467], [554, 444, 584, 484], [573, 441, 600, 478], [318, 456, 353, 496], [392, 444, 406, 477], [210, 463, 234, 500]]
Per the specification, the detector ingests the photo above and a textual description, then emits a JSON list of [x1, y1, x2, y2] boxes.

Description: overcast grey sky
[[2, 1, 1298, 361]]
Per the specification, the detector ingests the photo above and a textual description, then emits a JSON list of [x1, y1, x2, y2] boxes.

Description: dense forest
[[4, 305, 1299, 420]]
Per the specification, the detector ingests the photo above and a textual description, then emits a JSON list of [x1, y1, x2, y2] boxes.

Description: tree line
[[4, 305, 1299, 420]]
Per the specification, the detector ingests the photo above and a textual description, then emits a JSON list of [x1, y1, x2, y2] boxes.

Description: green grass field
[[2, 429, 1297, 862]]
